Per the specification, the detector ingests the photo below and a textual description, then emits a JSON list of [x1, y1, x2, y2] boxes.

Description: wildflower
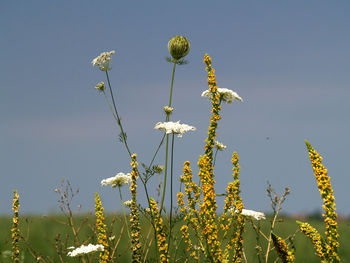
[[11, 190, 20, 263], [202, 88, 243, 103], [271, 233, 295, 263], [91, 50, 115, 71], [154, 121, 195, 137], [299, 141, 340, 262], [230, 208, 265, 220], [67, 244, 104, 257], [163, 106, 174, 114], [222, 152, 245, 263], [168, 35, 190, 60], [95, 81, 105, 92], [129, 154, 142, 262], [95, 192, 109, 262], [124, 200, 132, 207], [150, 197, 169, 263], [241, 209, 265, 220], [214, 140, 227, 151], [101, 173, 131, 188]]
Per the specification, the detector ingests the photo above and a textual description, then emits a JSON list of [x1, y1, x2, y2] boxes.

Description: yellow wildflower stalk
[[221, 152, 245, 263], [198, 155, 222, 262], [95, 192, 110, 263], [203, 54, 222, 166], [11, 190, 20, 263], [297, 221, 328, 261], [178, 161, 202, 261], [298, 141, 340, 262], [271, 233, 295, 263], [149, 197, 169, 263], [130, 154, 142, 263]]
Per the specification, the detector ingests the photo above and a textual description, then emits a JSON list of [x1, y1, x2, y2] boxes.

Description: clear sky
[[1, 1, 350, 215]]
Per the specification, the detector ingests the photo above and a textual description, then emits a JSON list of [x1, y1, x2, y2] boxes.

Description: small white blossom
[[124, 200, 132, 207], [154, 121, 195, 137], [214, 140, 227, 151], [101, 173, 131, 188], [201, 88, 243, 103], [91, 50, 115, 71], [67, 244, 104, 257]]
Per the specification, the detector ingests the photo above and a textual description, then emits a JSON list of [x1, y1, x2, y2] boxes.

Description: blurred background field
[[1, 214, 350, 262]]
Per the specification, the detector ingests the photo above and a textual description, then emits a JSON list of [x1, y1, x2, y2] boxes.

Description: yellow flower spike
[[203, 54, 223, 166], [11, 190, 20, 263], [95, 192, 110, 263], [297, 221, 328, 261], [129, 153, 142, 263], [299, 141, 340, 262], [271, 233, 295, 263], [149, 198, 169, 263]]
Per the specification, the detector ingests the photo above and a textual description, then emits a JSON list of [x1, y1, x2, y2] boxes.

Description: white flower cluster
[[67, 244, 104, 257], [214, 140, 227, 151], [101, 172, 131, 188], [91, 50, 115, 71], [201, 88, 243, 103], [241, 209, 266, 220], [154, 121, 196, 137]]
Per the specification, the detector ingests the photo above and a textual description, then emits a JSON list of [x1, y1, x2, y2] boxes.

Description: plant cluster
[[5, 35, 341, 262]]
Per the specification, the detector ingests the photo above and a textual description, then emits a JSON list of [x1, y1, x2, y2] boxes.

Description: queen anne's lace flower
[[154, 121, 196, 137], [230, 208, 265, 220], [92, 50, 115, 71], [67, 244, 104, 257], [101, 173, 131, 188], [241, 209, 266, 220], [202, 88, 243, 103]]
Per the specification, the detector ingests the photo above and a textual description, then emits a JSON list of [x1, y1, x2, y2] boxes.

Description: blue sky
[[1, 1, 350, 215]]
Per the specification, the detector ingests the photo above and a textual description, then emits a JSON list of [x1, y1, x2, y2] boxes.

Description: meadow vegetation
[[2, 36, 344, 262]]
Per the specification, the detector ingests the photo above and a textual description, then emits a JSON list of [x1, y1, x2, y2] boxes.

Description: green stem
[[105, 71, 132, 157], [118, 186, 131, 239], [213, 148, 219, 167], [160, 62, 177, 214], [167, 134, 175, 256]]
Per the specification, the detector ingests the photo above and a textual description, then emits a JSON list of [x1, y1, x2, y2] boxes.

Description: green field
[[1, 214, 349, 262]]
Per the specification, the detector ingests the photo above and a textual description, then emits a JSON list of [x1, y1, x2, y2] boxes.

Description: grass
[[1, 214, 349, 262]]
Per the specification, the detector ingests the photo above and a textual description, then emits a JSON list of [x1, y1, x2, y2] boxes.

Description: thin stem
[[118, 186, 131, 239], [167, 134, 175, 257], [105, 71, 132, 157], [160, 134, 170, 213], [160, 62, 177, 214], [213, 148, 219, 167]]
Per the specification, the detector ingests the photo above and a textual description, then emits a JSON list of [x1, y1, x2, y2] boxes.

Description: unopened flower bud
[[95, 81, 105, 92], [163, 106, 174, 114], [168, 35, 190, 60]]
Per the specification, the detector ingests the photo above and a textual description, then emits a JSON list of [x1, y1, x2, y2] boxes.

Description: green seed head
[[168, 35, 190, 60]]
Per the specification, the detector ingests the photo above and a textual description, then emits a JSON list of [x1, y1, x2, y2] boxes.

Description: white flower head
[[154, 121, 196, 138], [67, 244, 104, 257], [101, 172, 131, 188], [91, 50, 115, 71], [214, 140, 227, 151], [201, 88, 243, 104], [241, 209, 265, 220]]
